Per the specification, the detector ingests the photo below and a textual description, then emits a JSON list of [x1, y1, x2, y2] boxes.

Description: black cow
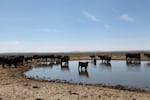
[[98, 55, 111, 63], [61, 56, 69, 62], [126, 53, 141, 63], [126, 53, 141, 59], [0, 57, 5, 67], [90, 56, 95, 60], [78, 61, 89, 69], [24, 56, 33, 63], [60, 56, 69, 66], [144, 54, 150, 57], [0, 56, 24, 68]]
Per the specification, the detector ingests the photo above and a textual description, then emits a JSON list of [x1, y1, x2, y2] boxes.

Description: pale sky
[[0, 0, 150, 52]]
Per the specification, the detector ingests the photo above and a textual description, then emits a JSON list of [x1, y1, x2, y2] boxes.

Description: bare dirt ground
[[0, 65, 150, 100]]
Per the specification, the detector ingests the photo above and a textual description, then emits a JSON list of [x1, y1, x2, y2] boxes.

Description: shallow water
[[24, 60, 150, 90]]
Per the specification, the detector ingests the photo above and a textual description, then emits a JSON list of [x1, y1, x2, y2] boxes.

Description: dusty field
[[0, 65, 150, 100]]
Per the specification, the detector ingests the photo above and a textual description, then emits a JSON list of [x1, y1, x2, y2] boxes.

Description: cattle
[[0, 57, 5, 68], [126, 53, 141, 59], [0, 56, 24, 68], [144, 54, 150, 62], [98, 55, 111, 63], [24, 56, 33, 63], [53, 55, 62, 59], [90, 56, 96, 60], [32, 55, 55, 62], [61, 56, 69, 62], [16, 56, 24, 65], [125, 53, 141, 63], [60, 56, 69, 66], [78, 61, 89, 69], [144, 54, 150, 57]]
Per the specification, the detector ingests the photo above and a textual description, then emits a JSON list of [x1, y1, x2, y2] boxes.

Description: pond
[[24, 60, 150, 90]]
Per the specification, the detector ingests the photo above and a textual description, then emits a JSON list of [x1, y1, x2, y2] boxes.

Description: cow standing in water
[[60, 56, 69, 66], [125, 53, 141, 64], [98, 55, 111, 63], [78, 61, 89, 70]]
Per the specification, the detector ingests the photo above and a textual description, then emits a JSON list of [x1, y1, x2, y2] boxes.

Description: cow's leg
[[22, 60, 24, 65], [46, 58, 48, 62], [14, 63, 17, 68], [80, 66, 82, 70], [85, 66, 87, 70], [2, 64, 5, 68]]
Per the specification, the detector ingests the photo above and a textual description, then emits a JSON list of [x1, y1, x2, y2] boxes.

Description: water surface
[[24, 60, 150, 90]]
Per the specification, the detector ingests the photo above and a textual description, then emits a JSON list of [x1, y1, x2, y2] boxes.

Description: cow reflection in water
[[144, 63, 150, 72], [126, 62, 141, 72], [78, 68, 89, 78], [100, 62, 111, 72], [126, 61, 141, 66], [100, 62, 111, 67], [61, 62, 69, 71], [145, 63, 150, 67], [35, 62, 53, 68], [78, 61, 89, 78]]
